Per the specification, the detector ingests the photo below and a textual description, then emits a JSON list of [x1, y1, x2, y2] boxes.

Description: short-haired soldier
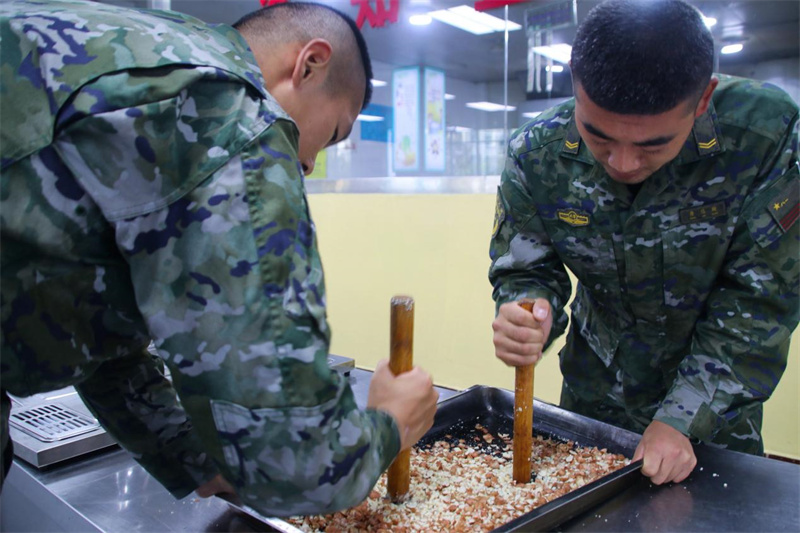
[[490, 0, 798, 485], [0, 0, 438, 515]]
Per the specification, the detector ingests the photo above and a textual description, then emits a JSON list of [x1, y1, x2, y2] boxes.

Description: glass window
[[107, 0, 800, 192]]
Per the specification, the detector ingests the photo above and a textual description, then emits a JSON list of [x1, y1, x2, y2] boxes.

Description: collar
[[559, 99, 726, 167], [559, 114, 596, 165], [674, 98, 726, 165]]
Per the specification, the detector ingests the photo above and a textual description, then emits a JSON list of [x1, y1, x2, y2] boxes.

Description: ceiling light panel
[[429, 8, 493, 34], [449, 5, 521, 32], [466, 101, 517, 112], [531, 43, 572, 64], [721, 43, 743, 54], [428, 5, 521, 35], [357, 114, 385, 122]]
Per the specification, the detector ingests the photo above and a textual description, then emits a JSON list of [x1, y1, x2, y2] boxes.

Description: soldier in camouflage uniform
[[490, 0, 798, 485], [0, 0, 438, 516]]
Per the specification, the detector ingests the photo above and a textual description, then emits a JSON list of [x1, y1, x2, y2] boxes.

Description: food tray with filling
[[221, 385, 644, 532]]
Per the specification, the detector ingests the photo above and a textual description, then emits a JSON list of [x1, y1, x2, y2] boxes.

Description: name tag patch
[[557, 209, 590, 227], [679, 201, 727, 225]]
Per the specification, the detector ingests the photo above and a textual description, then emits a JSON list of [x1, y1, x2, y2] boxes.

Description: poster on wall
[[392, 67, 420, 172], [423, 68, 446, 172]]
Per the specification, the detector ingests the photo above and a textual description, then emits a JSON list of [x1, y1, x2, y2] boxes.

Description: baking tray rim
[[220, 384, 644, 532]]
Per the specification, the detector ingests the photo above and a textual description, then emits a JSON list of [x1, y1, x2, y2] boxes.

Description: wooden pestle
[[513, 298, 536, 484], [387, 295, 414, 502]]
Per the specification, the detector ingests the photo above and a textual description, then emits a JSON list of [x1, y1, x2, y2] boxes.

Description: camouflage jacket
[[490, 75, 799, 450], [0, 0, 399, 515]]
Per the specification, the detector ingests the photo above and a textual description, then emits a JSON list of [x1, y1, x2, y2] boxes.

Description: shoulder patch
[[493, 194, 506, 238], [767, 177, 799, 232]]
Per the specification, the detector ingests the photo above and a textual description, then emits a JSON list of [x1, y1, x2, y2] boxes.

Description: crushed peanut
[[287, 424, 629, 532]]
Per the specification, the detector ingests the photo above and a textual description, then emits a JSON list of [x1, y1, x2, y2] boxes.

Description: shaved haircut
[[571, 0, 713, 115], [233, 2, 373, 109]]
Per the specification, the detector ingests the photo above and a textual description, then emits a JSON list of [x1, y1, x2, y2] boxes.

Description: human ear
[[291, 38, 333, 88], [694, 77, 719, 117]]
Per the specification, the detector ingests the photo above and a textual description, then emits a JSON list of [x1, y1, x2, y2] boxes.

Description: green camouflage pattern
[[0, 0, 399, 515], [490, 75, 799, 454]]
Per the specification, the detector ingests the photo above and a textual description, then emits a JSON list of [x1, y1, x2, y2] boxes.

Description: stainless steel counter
[[2, 369, 798, 532]]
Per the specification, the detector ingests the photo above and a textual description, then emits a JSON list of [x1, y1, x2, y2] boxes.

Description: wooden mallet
[[513, 298, 536, 484], [387, 295, 414, 503]]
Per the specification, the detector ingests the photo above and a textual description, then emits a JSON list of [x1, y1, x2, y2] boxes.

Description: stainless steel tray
[[222, 385, 643, 532]]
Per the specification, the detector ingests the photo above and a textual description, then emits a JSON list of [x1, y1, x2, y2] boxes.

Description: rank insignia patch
[[767, 178, 799, 232], [557, 209, 590, 227]]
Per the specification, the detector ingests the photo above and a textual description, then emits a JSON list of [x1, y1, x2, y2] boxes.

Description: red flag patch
[[767, 178, 799, 232]]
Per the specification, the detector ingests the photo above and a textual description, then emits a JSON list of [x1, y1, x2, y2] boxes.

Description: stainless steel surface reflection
[[2, 369, 798, 533], [0, 369, 458, 533]]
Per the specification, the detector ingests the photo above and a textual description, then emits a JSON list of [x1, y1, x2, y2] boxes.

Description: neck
[[241, 35, 294, 92]]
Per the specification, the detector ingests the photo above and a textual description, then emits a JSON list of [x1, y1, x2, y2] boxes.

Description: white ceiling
[[109, 0, 800, 85]]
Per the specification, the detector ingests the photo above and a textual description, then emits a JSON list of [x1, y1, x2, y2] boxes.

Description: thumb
[[633, 441, 645, 462], [533, 298, 550, 322], [373, 358, 391, 376]]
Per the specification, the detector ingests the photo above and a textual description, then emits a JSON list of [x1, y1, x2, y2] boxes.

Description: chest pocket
[[662, 215, 731, 337], [549, 220, 621, 302], [545, 215, 622, 366]]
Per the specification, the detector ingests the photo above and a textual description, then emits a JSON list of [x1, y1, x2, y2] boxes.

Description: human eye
[[641, 147, 664, 155]]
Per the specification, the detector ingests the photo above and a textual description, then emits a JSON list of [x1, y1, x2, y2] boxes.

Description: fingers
[[636, 421, 697, 485], [493, 301, 547, 366], [663, 447, 697, 484], [373, 358, 390, 375], [642, 451, 666, 484], [632, 441, 645, 462], [532, 298, 550, 322], [195, 474, 235, 498], [367, 362, 438, 451]]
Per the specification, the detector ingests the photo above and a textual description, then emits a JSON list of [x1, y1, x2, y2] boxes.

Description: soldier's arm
[[654, 114, 800, 444], [55, 70, 400, 515], [74, 347, 222, 498], [489, 135, 572, 344]]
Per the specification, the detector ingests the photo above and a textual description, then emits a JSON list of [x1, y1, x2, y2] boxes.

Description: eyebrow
[[582, 121, 676, 147]]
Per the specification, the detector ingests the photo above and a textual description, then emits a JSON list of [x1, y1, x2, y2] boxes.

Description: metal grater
[[9, 403, 100, 443]]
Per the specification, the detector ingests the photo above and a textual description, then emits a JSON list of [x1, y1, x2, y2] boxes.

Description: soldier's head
[[569, 0, 717, 184], [234, 2, 373, 175]]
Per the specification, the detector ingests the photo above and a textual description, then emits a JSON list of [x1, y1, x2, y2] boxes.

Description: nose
[[302, 158, 315, 176], [606, 146, 641, 174]]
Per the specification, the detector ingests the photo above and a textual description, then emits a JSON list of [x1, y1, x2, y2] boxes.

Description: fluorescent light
[[429, 8, 492, 34], [357, 114, 384, 122], [428, 5, 521, 35], [531, 43, 572, 64], [409, 14, 432, 25], [545, 65, 565, 73], [448, 5, 521, 32], [445, 93, 456, 100], [522, 112, 542, 119], [466, 101, 516, 112], [447, 126, 473, 133], [721, 43, 743, 54], [702, 15, 717, 28], [371, 79, 387, 87]]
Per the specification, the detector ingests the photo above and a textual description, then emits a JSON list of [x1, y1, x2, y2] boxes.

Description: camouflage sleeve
[[655, 115, 800, 443], [54, 70, 400, 514], [489, 134, 572, 343], [74, 346, 220, 498]]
